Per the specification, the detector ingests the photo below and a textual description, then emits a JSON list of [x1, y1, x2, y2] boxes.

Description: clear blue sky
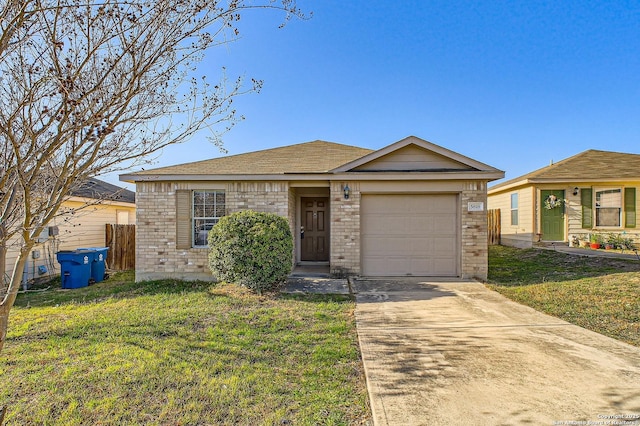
[[112, 0, 640, 188]]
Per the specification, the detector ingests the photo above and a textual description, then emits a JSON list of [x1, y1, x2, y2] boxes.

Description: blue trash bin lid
[[77, 248, 108, 261]]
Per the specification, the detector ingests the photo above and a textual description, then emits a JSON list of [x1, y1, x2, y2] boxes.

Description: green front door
[[541, 190, 565, 241]]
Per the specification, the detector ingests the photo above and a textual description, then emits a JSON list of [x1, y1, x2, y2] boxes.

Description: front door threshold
[[291, 263, 330, 278]]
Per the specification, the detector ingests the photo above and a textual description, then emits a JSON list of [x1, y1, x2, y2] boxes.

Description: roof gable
[[350, 144, 473, 172], [332, 136, 501, 173]]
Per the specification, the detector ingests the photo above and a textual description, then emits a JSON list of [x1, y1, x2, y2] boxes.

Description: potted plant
[[605, 233, 617, 250], [589, 233, 602, 249], [621, 236, 636, 253], [579, 237, 590, 248]]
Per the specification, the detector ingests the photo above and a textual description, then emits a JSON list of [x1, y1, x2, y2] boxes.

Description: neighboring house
[[121, 136, 504, 281], [487, 149, 640, 248], [3, 178, 136, 285]]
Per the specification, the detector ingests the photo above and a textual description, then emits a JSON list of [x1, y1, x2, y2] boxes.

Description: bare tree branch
[[0, 0, 306, 355]]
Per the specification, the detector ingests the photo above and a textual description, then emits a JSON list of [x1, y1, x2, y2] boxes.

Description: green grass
[[0, 272, 371, 425], [487, 245, 640, 347]]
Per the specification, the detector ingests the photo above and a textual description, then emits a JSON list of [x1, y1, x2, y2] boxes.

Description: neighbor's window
[[595, 188, 621, 227], [193, 191, 225, 247], [510, 193, 518, 226]]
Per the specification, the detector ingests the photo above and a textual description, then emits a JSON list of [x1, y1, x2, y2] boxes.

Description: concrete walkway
[[282, 265, 350, 294], [353, 278, 640, 426]]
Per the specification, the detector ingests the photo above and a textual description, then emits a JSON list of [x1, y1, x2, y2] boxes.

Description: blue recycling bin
[[56, 250, 93, 289], [77, 247, 109, 283]]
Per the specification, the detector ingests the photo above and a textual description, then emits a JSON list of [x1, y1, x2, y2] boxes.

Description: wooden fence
[[105, 224, 135, 270], [487, 209, 501, 245]]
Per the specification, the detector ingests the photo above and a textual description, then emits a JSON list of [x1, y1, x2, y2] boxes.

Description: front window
[[510, 193, 518, 226], [193, 191, 225, 247], [595, 188, 621, 227]]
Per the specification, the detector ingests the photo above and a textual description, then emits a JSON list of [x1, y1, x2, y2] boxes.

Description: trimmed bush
[[208, 210, 293, 293]]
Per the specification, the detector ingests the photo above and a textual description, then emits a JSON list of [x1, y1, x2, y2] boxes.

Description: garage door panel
[[409, 258, 434, 276], [377, 220, 412, 235], [361, 194, 459, 277], [362, 237, 408, 253], [410, 238, 431, 252], [366, 256, 410, 276], [435, 258, 457, 274], [406, 217, 434, 231], [432, 216, 457, 230], [365, 196, 408, 212], [364, 239, 435, 253], [431, 237, 456, 251], [362, 216, 412, 233]]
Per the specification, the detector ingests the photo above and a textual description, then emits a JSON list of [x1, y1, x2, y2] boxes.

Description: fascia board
[[122, 171, 504, 183]]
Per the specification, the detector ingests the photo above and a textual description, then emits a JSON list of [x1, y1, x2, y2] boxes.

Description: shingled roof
[[127, 140, 373, 177], [490, 149, 640, 192], [71, 177, 135, 203]]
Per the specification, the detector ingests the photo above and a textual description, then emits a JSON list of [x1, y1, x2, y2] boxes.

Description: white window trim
[[594, 187, 622, 228], [192, 190, 225, 248], [510, 193, 518, 226]]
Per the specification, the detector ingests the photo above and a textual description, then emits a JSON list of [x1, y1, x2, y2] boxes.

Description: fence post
[[487, 209, 501, 245], [105, 224, 136, 270]]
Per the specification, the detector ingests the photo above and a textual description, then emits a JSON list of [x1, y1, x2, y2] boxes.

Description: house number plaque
[[467, 202, 484, 212]]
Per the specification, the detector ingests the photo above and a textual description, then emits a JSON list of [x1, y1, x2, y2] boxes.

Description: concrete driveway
[[353, 278, 640, 426]]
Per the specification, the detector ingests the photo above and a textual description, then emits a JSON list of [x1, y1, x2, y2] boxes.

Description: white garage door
[[361, 194, 459, 276]]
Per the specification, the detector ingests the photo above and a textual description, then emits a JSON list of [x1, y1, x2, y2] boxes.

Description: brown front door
[[301, 197, 329, 261]]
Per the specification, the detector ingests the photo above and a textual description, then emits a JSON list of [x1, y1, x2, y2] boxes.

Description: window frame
[[510, 193, 518, 226], [192, 190, 226, 248], [594, 187, 622, 228]]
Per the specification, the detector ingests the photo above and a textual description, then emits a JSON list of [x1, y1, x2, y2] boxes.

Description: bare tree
[[0, 0, 303, 353]]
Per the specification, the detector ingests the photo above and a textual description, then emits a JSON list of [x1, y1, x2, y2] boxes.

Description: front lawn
[[487, 245, 640, 347], [0, 272, 371, 425]]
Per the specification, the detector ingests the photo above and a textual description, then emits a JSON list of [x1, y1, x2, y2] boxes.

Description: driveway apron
[[353, 278, 640, 426]]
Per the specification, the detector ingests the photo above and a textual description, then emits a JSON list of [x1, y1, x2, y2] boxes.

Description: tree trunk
[[0, 241, 6, 296], [1, 187, 17, 298], [0, 249, 29, 353]]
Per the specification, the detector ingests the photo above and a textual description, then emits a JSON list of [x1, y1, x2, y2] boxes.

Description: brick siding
[[330, 182, 361, 276], [135, 182, 210, 281], [461, 181, 489, 280], [135, 181, 291, 282], [136, 179, 490, 281]]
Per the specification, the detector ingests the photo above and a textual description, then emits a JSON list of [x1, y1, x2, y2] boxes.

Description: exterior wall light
[[573, 187, 579, 196], [343, 184, 350, 200]]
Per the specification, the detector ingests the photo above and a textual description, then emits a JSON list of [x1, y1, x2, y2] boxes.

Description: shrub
[[208, 210, 293, 293]]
